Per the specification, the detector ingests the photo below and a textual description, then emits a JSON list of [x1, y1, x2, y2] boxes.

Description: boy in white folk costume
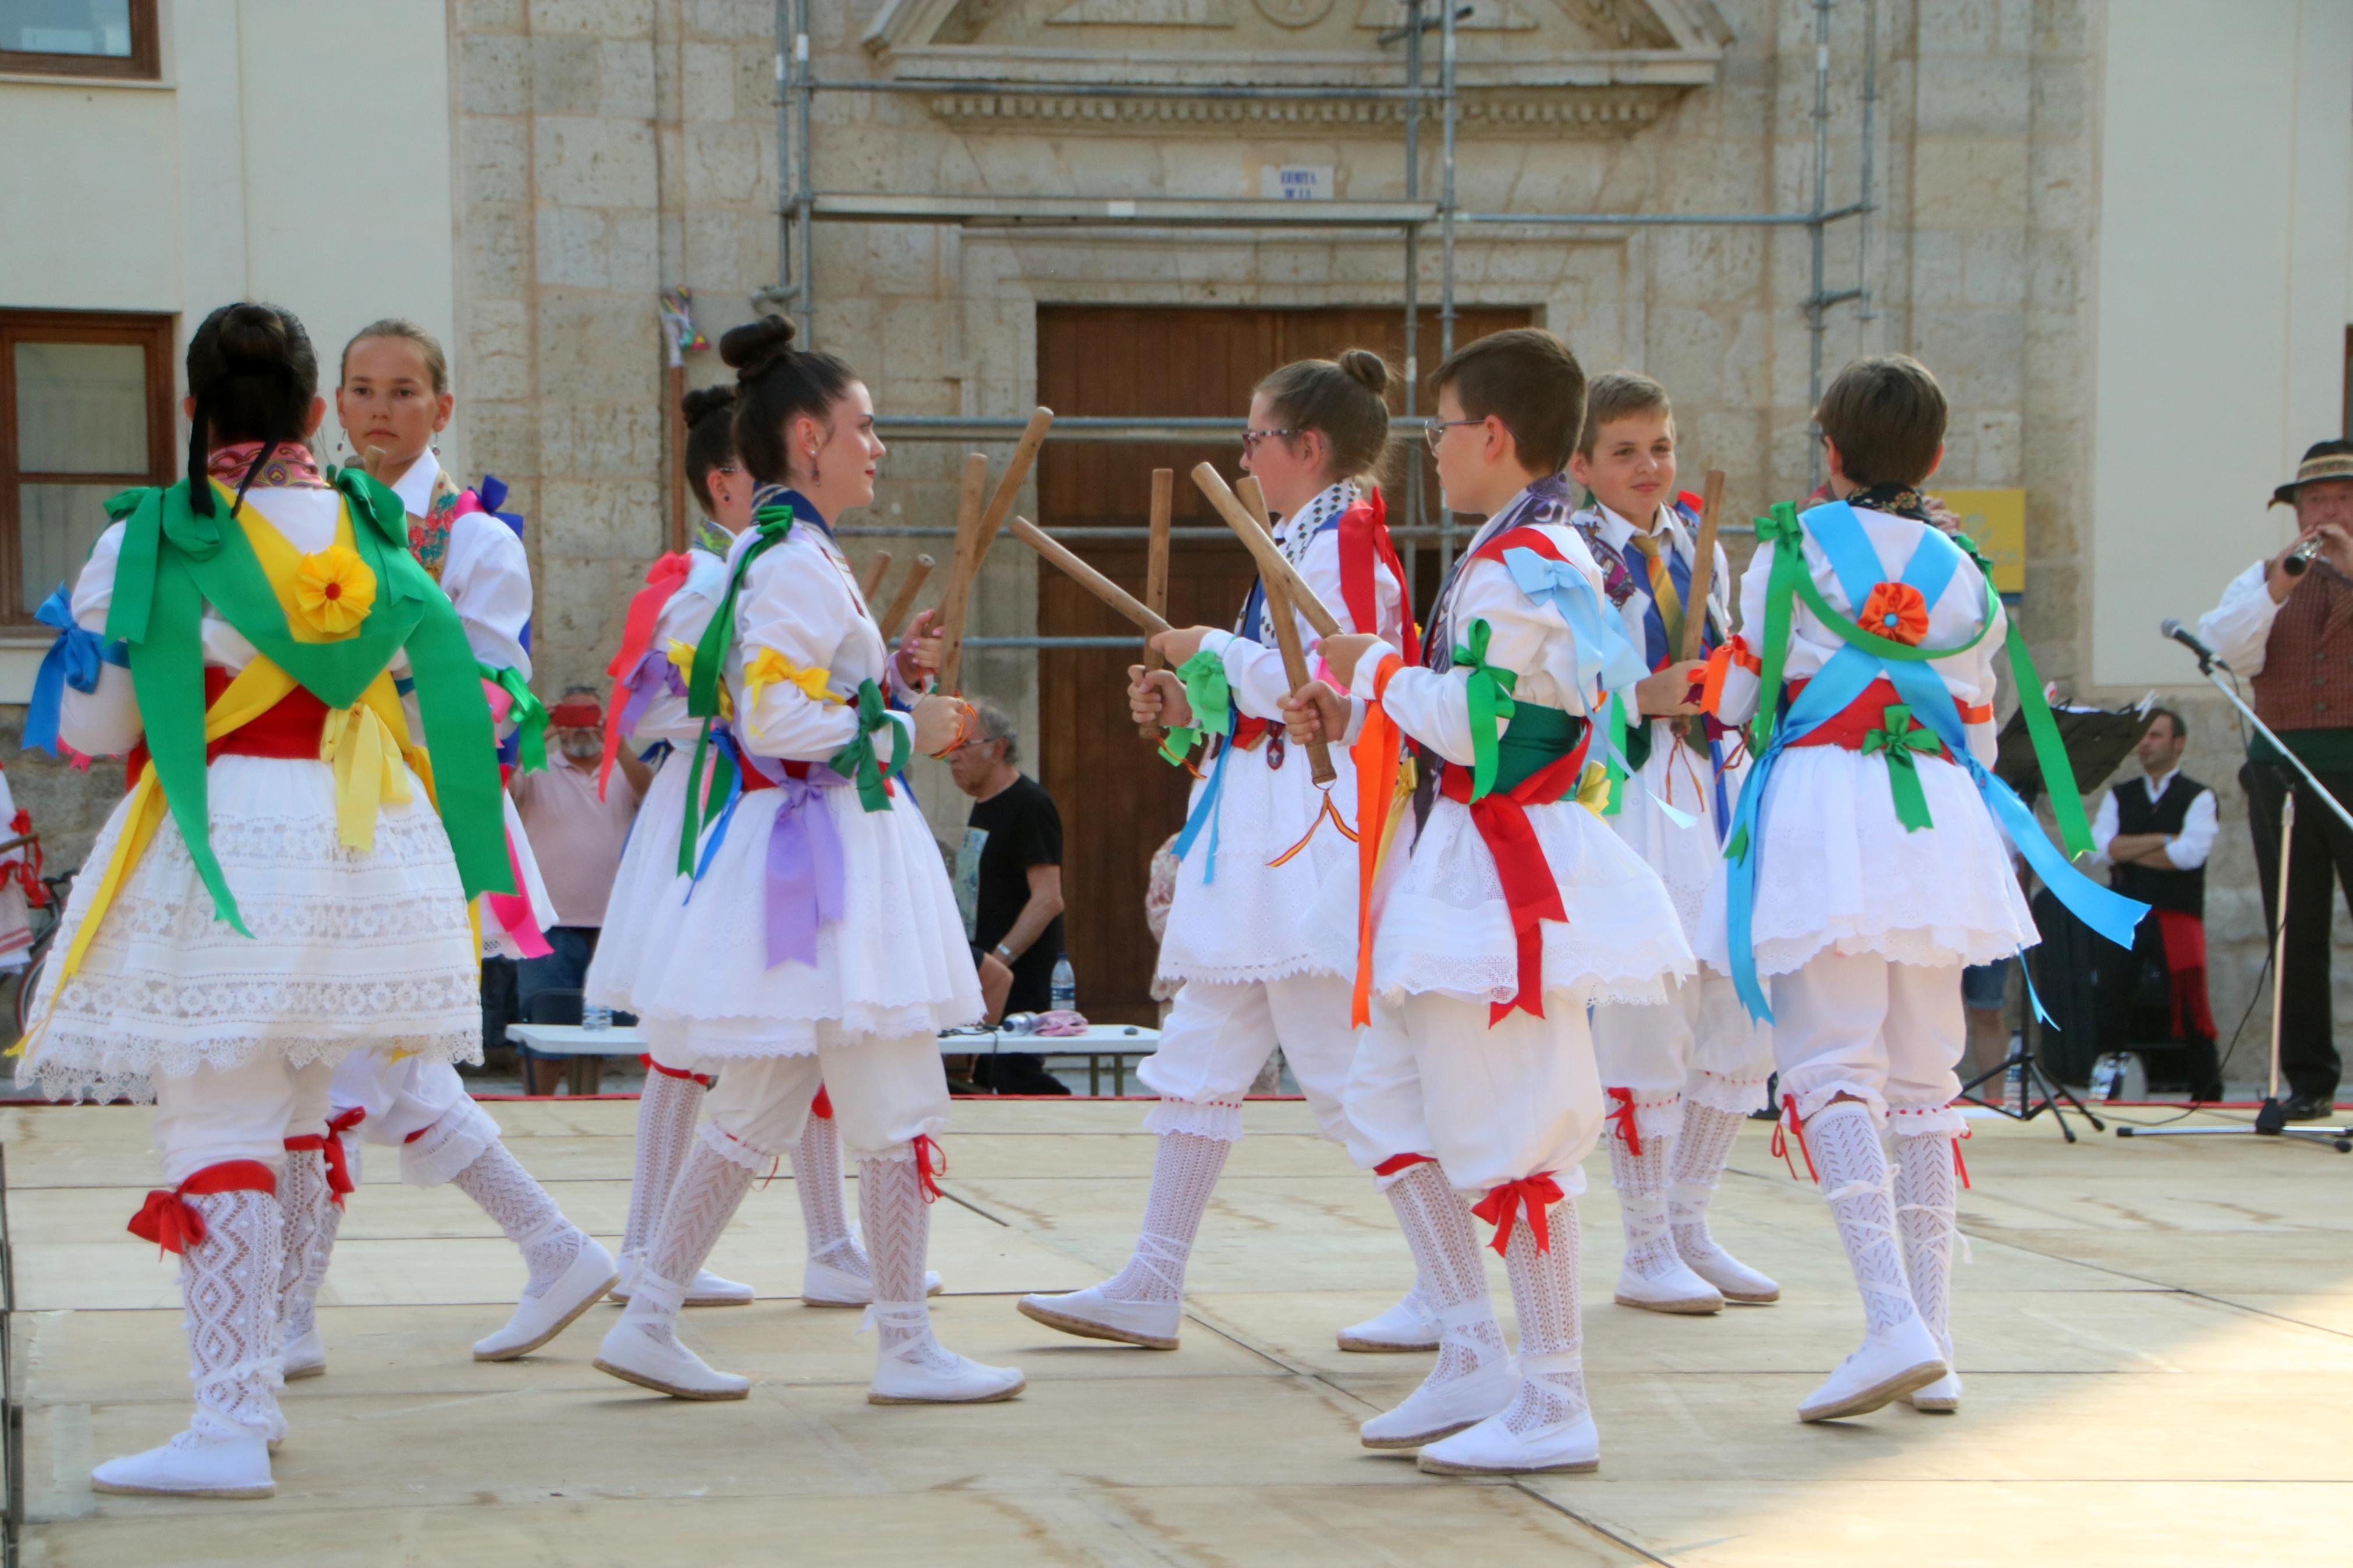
[[1297, 329, 1694, 1475], [1566, 374, 1779, 1314], [594, 317, 1014, 1406], [20, 304, 507, 1498], [1701, 355, 2144, 1420], [1017, 351, 1429, 1355], [588, 384, 935, 1313], [278, 322, 613, 1381]]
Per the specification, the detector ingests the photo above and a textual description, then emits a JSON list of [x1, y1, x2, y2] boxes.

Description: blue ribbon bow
[[25, 584, 126, 756]]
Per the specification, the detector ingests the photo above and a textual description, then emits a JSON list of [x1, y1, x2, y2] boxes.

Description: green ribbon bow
[[826, 678, 897, 813], [1455, 617, 1519, 802], [1861, 704, 1943, 831], [1746, 502, 2093, 859], [481, 663, 547, 773], [678, 503, 797, 873], [100, 472, 509, 933], [1158, 648, 1231, 767]]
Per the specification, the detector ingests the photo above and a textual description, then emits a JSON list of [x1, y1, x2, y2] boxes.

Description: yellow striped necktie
[[1628, 530, 1684, 655]]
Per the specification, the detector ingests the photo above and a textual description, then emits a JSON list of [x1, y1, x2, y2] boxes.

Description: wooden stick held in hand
[[935, 453, 991, 690], [879, 554, 935, 641], [1138, 467, 1174, 742], [1191, 464, 1341, 638], [1231, 475, 1336, 787], [1678, 468, 1727, 664], [857, 550, 894, 603], [1007, 518, 1170, 635]]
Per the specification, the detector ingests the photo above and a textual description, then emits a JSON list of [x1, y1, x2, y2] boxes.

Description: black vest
[[2108, 774, 2206, 917]]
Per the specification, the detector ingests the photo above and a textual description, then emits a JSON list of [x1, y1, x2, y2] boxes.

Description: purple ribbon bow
[[615, 646, 686, 739], [752, 755, 847, 969]]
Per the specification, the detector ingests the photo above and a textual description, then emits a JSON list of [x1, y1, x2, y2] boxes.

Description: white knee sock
[[858, 1151, 960, 1375], [1667, 1102, 1746, 1258], [275, 1147, 336, 1349], [1500, 1197, 1588, 1435], [1807, 1103, 1919, 1335], [1098, 1128, 1230, 1305], [793, 1110, 864, 1277], [451, 1142, 582, 1299], [621, 1070, 704, 1267], [1606, 1128, 1682, 1281], [183, 1187, 287, 1442], [621, 1136, 758, 1345], [1893, 1133, 1960, 1359], [1382, 1161, 1507, 1383]]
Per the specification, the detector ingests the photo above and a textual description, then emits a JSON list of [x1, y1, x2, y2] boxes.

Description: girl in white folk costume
[[1297, 329, 1693, 1475], [19, 303, 506, 1498], [1701, 354, 2141, 1420], [594, 316, 1017, 1405], [1017, 351, 1431, 1354], [1564, 373, 1779, 1315], [279, 322, 612, 1381], [589, 383, 931, 1311]]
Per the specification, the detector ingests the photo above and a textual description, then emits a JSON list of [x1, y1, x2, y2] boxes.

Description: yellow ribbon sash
[[740, 646, 844, 709]]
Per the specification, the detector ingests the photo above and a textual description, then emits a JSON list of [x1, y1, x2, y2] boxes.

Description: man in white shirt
[[2089, 709, 2223, 1100]]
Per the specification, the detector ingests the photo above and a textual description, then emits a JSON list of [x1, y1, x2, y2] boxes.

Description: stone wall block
[[688, 0, 770, 42], [682, 40, 737, 122], [1911, 311, 2025, 411], [528, 0, 653, 38], [470, 299, 534, 402], [683, 122, 766, 205], [1916, 55, 2031, 138], [537, 207, 612, 289], [469, 215, 530, 299], [541, 403, 664, 476], [599, 38, 658, 120], [463, 404, 540, 480], [1911, 137, 2031, 229], [458, 0, 526, 35], [460, 34, 531, 116], [531, 35, 603, 116], [462, 119, 532, 207], [539, 479, 666, 561], [537, 295, 660, 400], [536, 117, 659, 209]]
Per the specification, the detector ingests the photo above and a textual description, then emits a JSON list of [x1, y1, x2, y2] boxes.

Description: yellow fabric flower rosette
[[294, 543, 377, 638]]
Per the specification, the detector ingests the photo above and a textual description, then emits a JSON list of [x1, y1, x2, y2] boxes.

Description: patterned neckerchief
[[1842, 482, 1936, 525], [1234, 479, 1358, 642], [205, 440, 328, 492], [1423, 471, 1575, 674], [407, 466, 466, 583], [750, 482, 830, 536]]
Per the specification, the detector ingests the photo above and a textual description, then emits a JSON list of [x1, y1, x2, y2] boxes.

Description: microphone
[[2160, 618, 2221, 673]]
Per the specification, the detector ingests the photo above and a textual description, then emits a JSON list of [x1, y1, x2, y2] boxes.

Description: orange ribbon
[[1266, 787, 1359, 868], [1470, 1172, 1565, 1257], [1348, 655, 1408, 1027], [126, 1160, 278, 1256]]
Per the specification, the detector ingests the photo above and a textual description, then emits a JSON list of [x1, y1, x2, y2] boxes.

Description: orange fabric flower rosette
[[1856, 580, 1928, 646]]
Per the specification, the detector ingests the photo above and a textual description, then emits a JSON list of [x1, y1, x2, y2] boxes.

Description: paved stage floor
[[6, 1096, 2348, 1566]]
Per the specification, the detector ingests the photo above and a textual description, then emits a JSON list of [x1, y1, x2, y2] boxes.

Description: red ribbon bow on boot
[[1470, 1172, 1566, 1257]]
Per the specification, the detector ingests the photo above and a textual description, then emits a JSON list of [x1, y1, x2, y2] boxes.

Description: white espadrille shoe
[[1798, 1315, 1947, 1422], [1337, 1288, 1442, 1352], [1016, 1285, 1180, 1349], [867, 1303, 1025, 1405], [92, 1432, 275, 1500], [803, 1240, 941, 1308], [473, 1231, 619, 1360], [592, 1315, 750, 1401], [281, 1323, 326, 1381], [1910, 1368, 1963, 1413], [1677, 1237, 1780, 1304], [609, 1253, 757, 1308]]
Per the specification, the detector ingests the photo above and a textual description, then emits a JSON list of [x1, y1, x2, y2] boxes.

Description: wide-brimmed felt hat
[[2272, 440, 2353, 506]]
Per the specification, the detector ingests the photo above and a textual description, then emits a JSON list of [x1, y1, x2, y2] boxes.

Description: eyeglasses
[[1239, 427, 1302, 453], [1423, 417, 1484, 452]]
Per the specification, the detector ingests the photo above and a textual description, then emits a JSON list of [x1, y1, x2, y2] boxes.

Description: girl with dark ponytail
[[1017, 350, 1430, 1374], [594, 317, 1018, 1408], [588, 379, 915, 1315], [21, 303, 510, 1501]]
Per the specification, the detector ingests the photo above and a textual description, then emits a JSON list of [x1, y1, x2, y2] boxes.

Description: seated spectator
[[510, 686, 651, 1095], [947, 699, 1070, 1095]]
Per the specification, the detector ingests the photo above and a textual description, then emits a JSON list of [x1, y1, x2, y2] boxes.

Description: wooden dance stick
[[857, 549, 895, 603], [1190, 464, 1341, 639], [1678, 468, 1727, 664], [1138, 467, 1174, 742], [1223, 476, 1336, 787], [936, 407, 1056, 691], [879, 553, 935, 641], [1007, 518, 1170, 637], [934, 453, 992, 691]]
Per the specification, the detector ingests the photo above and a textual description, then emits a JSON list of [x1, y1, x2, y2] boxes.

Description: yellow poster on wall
[[1936, 488, 2025, 596]]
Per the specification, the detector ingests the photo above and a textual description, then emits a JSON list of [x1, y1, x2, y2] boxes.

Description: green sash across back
[[101, 472, 511, 934]]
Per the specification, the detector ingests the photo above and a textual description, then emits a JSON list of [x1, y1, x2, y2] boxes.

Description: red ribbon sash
[[1770, 1093, 1818, 1183], [638, 1053, 717, 1090], [126, 1160, 277, 1255], [1605, 1087, 1644, 1157], [1438, 731, 1591, 1025], [912, 1133, 946, 1203], [1337, 488, 1421, 665], [1470, 1172, 1564, 1256], [1372, 1151, 1436, 1178], [283, 1131, 357, 1207], [601, 552, 695, 795]]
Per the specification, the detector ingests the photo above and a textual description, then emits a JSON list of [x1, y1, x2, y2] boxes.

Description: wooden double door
[[1034, 304, 1529, 1025]]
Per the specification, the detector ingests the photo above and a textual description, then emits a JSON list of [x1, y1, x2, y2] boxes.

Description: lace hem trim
[[399, 1100, 502, 1187], [1887, 1103, 1969, 1137], [1142, 1097, 1247, 1143], [22, 1033, 479, 1106], [1685, 1071, 1770, 1118], [699, 1121, 780, 1171]]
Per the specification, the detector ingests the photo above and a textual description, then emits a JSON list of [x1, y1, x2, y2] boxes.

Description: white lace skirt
[[1695, 745, 2038, 976], [1604, 719, 1747, 947], [1157, 739, 1361, 986], [19, 755, 482, 1104], [582, 751, 693, 1012], [626, 777, 984, 1055], [1308, 793, 1695, 1009]]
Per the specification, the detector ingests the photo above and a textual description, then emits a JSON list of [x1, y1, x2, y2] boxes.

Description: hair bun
[[721, 315, 798, 379], [1339, 349, 1391, 396], [217, 303, 293, 375], [680, 383, 737, 426]]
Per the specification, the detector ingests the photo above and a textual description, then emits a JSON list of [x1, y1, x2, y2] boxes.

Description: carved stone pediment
[[862, 0, 1730, 138]]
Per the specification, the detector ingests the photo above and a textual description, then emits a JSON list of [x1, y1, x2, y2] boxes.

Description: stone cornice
[[918, 81, 1690, 138]]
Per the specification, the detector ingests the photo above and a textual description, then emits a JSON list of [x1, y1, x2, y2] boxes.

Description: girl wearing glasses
[[1017, 350, 1429, 1357]]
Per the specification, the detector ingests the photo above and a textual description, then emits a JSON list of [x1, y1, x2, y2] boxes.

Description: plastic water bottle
[[582, 1002, 612, 1032], [1050, 954, 1076, 1013]]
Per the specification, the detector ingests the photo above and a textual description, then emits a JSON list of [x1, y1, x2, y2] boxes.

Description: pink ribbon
[[485, 819, 552, 959]]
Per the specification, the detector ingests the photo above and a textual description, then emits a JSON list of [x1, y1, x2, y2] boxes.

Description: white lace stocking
[[622, 1070, 704, 1265], [1808, 1102, 1918, 1335], [1668, 1103, 1746, 1257], [1606, 1132, 1683, 1282], [858, 1153, 962, 1377], [182, 1187, 286, 1442], [793, 1110, 864, 1272], [1383, 1161, 1506, 1382], [275, 1147, 338, 1349], [621, 1140, 758, 1347], [451, 1142, 581, 1299], [1099, 1130, 1229, 1305], [1893, 1133, 1960, 1359], [1500, 1197, 1588, 1435]]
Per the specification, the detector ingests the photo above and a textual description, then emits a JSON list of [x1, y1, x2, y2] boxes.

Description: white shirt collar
[[2143, 766, 2179, 798], [387, 453, 442, 519], [1595, 500, 1684, 554]]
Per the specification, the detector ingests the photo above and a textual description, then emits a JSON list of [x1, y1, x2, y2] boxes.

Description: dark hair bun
[[1339, 349, 1390, 396], [721, 315, 798, 379], [217, 303, 295, 376], [681, 383, 737, 426]]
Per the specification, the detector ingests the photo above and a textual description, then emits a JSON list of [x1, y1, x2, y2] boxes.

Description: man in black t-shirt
[[948, 700, 1070, 1094]]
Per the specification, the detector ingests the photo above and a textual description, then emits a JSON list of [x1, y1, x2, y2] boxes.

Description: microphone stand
[[2116, 637, 2353, 1151]]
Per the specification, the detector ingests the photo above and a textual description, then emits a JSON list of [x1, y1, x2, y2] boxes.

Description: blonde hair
[[340, 317, 450, 396]]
